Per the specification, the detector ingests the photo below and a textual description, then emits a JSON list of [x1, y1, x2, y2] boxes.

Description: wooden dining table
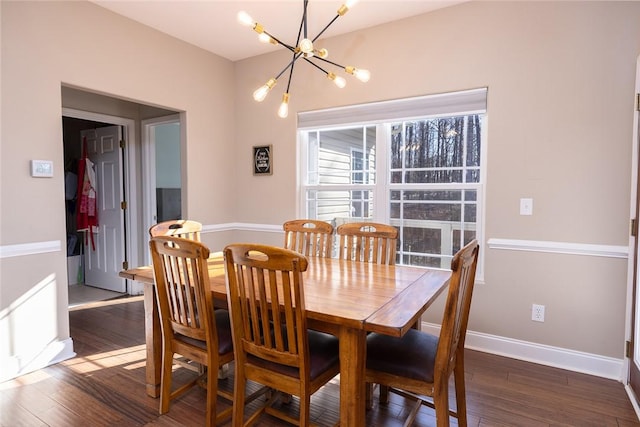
[[119, 253, 451, 426]]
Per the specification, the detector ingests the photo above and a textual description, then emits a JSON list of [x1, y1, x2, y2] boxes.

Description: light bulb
[[258, 33, 271, 43], [278, 93, 290, 118], [237, 11, 254, 27], [345, 66, 371, 83], [252, 78, 276, 102], [354, 68, 370, 82], [334, 76, 347, 88], [253, 86, 269, 102], [328, 73, 346, 89], [338, 0, 358, 16]]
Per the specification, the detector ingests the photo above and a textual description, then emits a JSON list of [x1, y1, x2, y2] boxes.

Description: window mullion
[[375, 123, 390, 223]]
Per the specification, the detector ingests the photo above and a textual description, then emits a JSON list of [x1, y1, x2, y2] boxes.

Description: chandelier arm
[[303, 57, 330, 75], [312, 14, 340, 43], [302, 0, 309, 40], [263, 31, 297, 52], [275, 53, 304, 80], [313, 56, 347, 70], [285, 52, 298, 93]]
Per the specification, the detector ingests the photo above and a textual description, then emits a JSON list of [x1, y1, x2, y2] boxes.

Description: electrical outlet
[[532, 304, 545, 322]]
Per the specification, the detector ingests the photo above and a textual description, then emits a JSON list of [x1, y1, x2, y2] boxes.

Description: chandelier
[[238, 0, 370, 118]]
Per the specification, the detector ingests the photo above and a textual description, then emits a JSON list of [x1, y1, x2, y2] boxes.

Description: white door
[[81, 126, 126, 292], [141, 115, 182, 265]]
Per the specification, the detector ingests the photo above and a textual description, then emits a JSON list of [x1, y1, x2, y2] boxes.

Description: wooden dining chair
[[336, 222, 398, 265], [283, 219, 334, 258], [364, 239, 480, 427], [150, 218, 231, 380], [149, 236, 234, 425], [223, 244, 340, 427], [149, 219, 202, 241]]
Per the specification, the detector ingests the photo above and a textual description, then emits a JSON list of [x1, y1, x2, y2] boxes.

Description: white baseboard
[[0, 337, 76, 383], [422, 322, 624, 381]]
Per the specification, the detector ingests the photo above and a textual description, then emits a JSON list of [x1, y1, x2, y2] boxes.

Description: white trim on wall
[[487, 238, 628, 259], [2, 232, 628, 260], [422, 322, 624, 381], [202, 222, 282, 233], [0, 337, 75, 383], [0, 240, 61, 258]]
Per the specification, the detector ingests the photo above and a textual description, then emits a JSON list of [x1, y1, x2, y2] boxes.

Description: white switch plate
[[31, 160, 54, 178], [520, 198, 533, 215]]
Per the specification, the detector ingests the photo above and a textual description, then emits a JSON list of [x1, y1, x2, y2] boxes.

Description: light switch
[[520, 198, 533, 215]]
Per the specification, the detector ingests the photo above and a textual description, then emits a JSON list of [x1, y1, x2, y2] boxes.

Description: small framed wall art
[[253, 144, 272, 175]]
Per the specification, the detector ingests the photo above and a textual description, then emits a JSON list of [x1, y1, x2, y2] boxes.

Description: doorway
[[61, 87, 183, 306], [63, 116, 127, 304]]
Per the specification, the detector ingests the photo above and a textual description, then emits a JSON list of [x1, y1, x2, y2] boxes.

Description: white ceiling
[[91, 0, 466, 62]]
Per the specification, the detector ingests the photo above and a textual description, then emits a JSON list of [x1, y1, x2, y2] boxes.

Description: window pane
[[307, 131, 319, 185], [392, 189, 477, 268], [466, 115, 482, 167], [305, 190, 374, 223], [307, 127, 376, 186], [401, 253, 446, 269], [390, 115, 482, 185], [404, 170, 463, 184]]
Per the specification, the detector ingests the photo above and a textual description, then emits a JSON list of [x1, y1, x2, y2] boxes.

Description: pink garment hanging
[[76, 137, 98, 251]]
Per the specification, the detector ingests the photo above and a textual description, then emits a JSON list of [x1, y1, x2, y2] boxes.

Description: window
[[299, 88, 486, 270]]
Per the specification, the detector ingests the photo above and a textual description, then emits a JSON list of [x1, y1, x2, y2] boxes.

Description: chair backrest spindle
[[283, 219, 334, 258], [336, 222, 398, 265]]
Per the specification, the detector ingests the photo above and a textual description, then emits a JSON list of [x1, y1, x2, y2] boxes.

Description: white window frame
[[297, 88, 487, 278]]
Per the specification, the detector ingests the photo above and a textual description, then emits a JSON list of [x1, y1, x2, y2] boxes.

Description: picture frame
[[253, 144, 273, 175]]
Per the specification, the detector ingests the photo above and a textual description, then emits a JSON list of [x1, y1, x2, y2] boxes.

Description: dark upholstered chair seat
[[367, 329, 438, 383], [248, 330, 339, 380], [174, 309, 234, 355]]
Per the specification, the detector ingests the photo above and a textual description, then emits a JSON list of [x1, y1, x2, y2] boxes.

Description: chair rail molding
[[487, 238, 628, 259], [202, 222, 282, 233], [0, 240, 61, 259]]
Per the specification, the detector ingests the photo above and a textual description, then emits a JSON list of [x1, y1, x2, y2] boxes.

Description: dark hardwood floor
[[1, 296, 638, 426]]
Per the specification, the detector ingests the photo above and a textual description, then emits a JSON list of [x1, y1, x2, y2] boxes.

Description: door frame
[[625, 55, 640, 415], [62, 108, 143, 295], [141, 114, 181, 264]]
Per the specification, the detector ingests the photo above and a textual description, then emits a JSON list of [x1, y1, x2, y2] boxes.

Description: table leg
[[143, 282, 161, 398], [339, 326, 366, 426]]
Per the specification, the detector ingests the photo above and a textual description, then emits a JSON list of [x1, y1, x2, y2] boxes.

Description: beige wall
[[0, 0, 236, 380], [1, 0, 639, 381], [233, 1, 640, 358]]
